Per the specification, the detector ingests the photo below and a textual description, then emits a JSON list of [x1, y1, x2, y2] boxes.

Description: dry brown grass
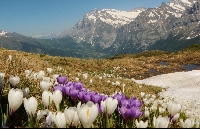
[[1, 47, 200, 127]]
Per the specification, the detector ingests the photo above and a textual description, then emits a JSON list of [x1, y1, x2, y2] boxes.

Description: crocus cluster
[[113, 92, 143, 122]]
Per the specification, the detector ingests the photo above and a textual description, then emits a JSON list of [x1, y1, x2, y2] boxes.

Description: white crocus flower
[[89, 79, 92, 84], [22, 87, 30, 98], [64, 107, 79, 126], [25, 70, 31, 78], [171, 113, 180, 122], [8, 55, 12, 61], [37, 70, 45, 80], [75, 77, 79, 82], [122, 84, 125, 93], [167, 101, 181, 116], [52, 74, 59, 81], [40, 80, 51, 91], [77, 101, 98, 128], [47, 68, 53, 74], [0, 72, 5, 79], [54, 111, 66, 128], [151, 104, 157, 112], [180, 118, 195, 128], [195, 119, 200, 128], [37, 109, 49, 121], [24, 97, 38, 116], [42, 91, 53, 108], [52, 90, 62, 111], [140, 92, 145, 98], [144, 106, 150, 117], [0, 73, 5, 92], [135, 119, 148, 128], [115, 81, 120, 86], [185, 110, 194, 118], [9, 75, 20, 88], [57, 66, 62, 71], [82, 73, 88, 80], [153, 115, 170, 128], [159, 107, 165, 114], [73, 110, 80, 126], [46, 111, 54, 127], [104, 97, 118, 114], [8, 88, 23, 113]]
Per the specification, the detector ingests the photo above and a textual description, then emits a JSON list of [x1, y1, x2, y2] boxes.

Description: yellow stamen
[[86, 109, 90, 117]]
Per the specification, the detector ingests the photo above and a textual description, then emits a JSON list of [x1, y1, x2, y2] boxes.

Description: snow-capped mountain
[[59, 8, 146, 48], [86, 8, 146, 28], [60, 0, 197, 51], [32, 30, 60, 39], [0, 30, 8, 37], [109, 0, 198, 55]]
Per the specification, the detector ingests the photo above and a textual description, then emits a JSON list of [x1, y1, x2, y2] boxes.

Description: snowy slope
[[86, 8, 146, 28], [135, 70, 200, 114]]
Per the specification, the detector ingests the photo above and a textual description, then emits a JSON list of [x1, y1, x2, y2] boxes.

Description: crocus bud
[[24, 97, 38, 116], [75, 77, 79, 82], [135, 119, 148, 128], [8, 55, 12, 61], [167, 101, 181, 117], [0, 74, 5, 92], [37, 70, 45, 81], [46, 111, 53, 128], [8, 88, 23, 114], [9, 75, 20, 88], [105, 97, 118, 114], [64, 107, 77, 125], [52, 90, 62, 111], [47, 68, 53, 74], [25, 70, 31, 78], [180, 118, 195, 128], [40, 80, 51, 91], [22, 87, 30, 98], [42, 91, 53, 108], [54, 112, 66, 128], [153, 115, 170, 128]]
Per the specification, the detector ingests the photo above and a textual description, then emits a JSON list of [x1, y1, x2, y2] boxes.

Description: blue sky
[[0, 0, 170, 36]]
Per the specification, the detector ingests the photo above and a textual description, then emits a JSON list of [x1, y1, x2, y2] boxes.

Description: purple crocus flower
[[53, 85, 65, 96], [73, 82, 83, 90], [119, 106, 143, 121], [69, 88, 79, 101], [129, 107, 143, 119], [120, 98, 130, 107], [83, 92, 91, 103], [91, 94, 102, 104], [119, 106, 132, 122], [63, 86, 72, 96], [95, 103, 101, 114], [78, 91, 86, 102], [129, 98, 142, 108], [81, 88, 87, 92], [65, 81, 74, 87], [57, 75, 67, 84], [101, 95, 108, 101]]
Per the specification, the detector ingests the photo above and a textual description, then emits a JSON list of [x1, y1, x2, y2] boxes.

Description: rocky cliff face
[[59, 8, 146, 48], [109, 0, 197, 55]]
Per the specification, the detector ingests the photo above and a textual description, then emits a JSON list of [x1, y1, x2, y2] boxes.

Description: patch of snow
[[147, 20, 157, 23], [135, 70, 200, 113]]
